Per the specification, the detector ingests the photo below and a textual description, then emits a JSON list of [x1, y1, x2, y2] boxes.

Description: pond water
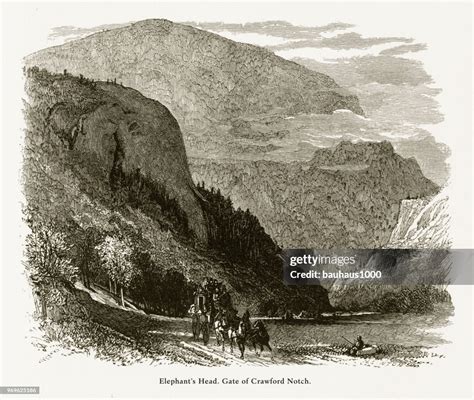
[[261, 303, 453, 348]]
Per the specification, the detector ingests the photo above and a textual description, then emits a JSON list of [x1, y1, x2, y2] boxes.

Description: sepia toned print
[[21, 18, 453, 367]]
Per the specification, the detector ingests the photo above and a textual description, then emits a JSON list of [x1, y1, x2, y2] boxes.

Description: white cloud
[[275, 41, 409, 62], [319, 29, 350, 39]]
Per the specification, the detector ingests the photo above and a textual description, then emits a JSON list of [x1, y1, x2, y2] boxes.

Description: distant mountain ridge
[[191, 141, 439, 248], [25, 19, 363, 158]]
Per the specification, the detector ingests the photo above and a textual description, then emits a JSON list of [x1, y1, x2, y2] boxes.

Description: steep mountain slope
[[23, 68, 330, 316], [25, 67, 207, 243], [387, 192, 450, 249], [25, 19, 363, 158], [322, 193, 451, 312], [190, 141, 439, 248]]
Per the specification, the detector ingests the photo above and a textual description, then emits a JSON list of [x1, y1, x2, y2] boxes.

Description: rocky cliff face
[[387, 192, 450, 249], [25, 67, 207, 243], [25, 19, 363, 158], [190, 141, 439, 248]]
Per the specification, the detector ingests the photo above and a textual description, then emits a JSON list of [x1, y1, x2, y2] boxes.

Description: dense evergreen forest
[[196, 182, 281, 266]]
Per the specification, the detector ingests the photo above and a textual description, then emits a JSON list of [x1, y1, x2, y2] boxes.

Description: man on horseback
[[242, 309, 251, 331], [248, 320, 272, 357], [229, 312, 272, 359], [214, 309, 227, 350]]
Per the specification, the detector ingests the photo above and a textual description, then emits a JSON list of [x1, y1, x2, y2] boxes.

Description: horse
[[227, 323, 238, 354], [232, 319, 272, 359], [214, 314, 238, 353], [247, 320, 272, 356], [214, 317, 227, 350], [235, 320, 248, 359]]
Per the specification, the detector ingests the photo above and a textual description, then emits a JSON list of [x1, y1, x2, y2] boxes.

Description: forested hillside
[[23, 68, 330, 323]]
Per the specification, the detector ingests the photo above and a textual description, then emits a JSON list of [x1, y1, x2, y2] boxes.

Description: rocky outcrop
[[190, 141, 439, 248], [26, 68, 207, 243], [387, 192, 450, 248]]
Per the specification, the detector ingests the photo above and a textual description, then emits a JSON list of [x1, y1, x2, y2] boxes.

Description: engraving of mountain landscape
[[22, 19, 453, 366], [190, 142, 438, 249]]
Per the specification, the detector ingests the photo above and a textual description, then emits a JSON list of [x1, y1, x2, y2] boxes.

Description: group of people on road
[[188, 279, 271, 359], [188, 278, 235, 345]]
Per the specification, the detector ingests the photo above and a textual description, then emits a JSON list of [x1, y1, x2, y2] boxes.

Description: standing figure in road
[[200, 307, 210, 345]]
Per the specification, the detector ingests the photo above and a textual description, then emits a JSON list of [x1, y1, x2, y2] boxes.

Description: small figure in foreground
[[350, 335, 365, 356]]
